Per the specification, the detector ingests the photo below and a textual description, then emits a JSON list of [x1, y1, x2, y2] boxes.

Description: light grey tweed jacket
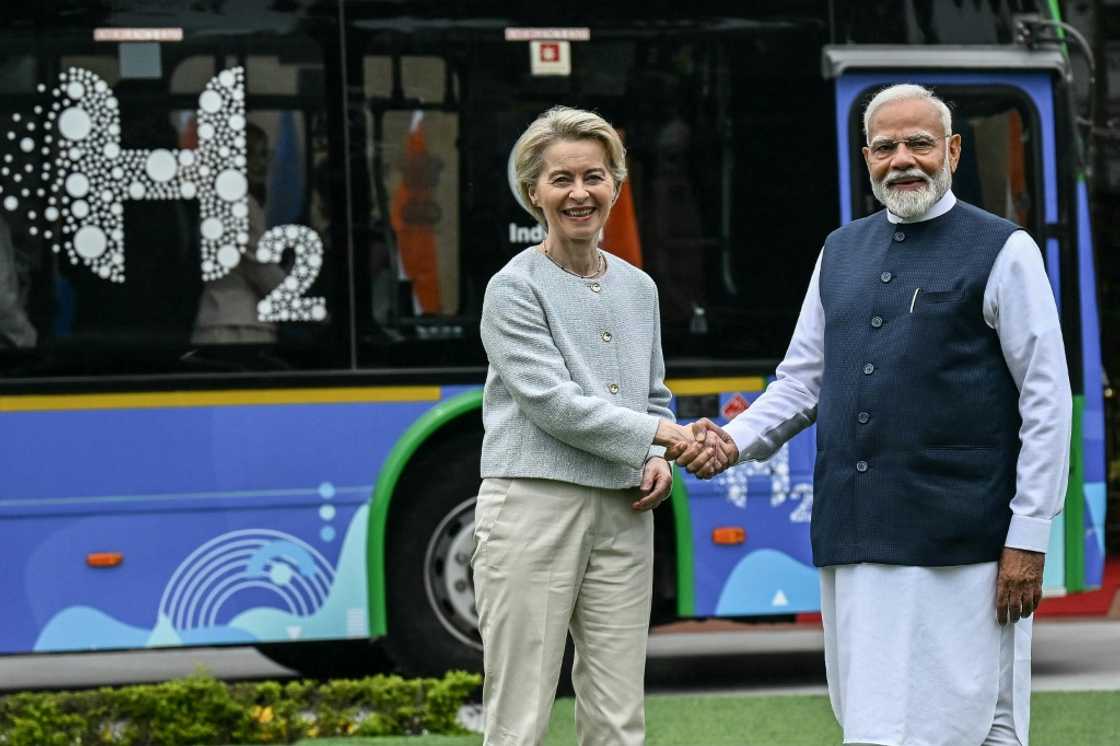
[[479, 247, 675, 489]]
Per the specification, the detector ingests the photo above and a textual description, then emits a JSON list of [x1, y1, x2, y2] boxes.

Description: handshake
[[654, 418, 740, 479]]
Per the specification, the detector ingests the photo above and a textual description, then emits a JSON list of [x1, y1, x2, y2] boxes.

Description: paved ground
[[2, 619, 1116, 694]]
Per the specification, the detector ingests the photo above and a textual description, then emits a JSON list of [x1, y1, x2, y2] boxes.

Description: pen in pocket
[[910, 288, 921, 313]]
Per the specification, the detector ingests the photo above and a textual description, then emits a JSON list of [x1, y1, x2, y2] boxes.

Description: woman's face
[[529, 138, 615, 245]]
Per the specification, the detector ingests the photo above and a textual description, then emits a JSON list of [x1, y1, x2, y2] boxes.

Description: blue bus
[[0, 1, 1107, 676]]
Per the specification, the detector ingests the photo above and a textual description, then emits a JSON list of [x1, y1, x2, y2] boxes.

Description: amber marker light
[[711, 527, 746, 545], [86, 552, 124, 568]]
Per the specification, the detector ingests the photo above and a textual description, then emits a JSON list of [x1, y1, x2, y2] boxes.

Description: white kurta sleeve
[[983, 230, 1073, 553], [723, 251, 824, 462]]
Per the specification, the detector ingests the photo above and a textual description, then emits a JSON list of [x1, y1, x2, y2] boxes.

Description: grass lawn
[[232, 690, 1120, 746]]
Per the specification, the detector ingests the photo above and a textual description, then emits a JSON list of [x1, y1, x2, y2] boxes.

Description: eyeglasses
[[867, 134, 950, 160]]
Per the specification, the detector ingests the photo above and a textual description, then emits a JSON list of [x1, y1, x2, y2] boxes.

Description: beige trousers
[[472, 477, 654, 746]]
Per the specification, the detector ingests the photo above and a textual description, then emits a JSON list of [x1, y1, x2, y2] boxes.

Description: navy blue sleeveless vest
[[813, 200, 1022, 567]]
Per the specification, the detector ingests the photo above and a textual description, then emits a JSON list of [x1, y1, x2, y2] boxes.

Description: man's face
[[862, 98, 962, 218]]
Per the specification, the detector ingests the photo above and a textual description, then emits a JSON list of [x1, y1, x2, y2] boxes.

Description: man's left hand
[[996, 547, 1045, 624], [633, 457, 672, 512]]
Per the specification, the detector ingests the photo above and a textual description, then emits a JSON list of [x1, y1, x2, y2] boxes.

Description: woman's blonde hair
[[510, 106, 627, 225]]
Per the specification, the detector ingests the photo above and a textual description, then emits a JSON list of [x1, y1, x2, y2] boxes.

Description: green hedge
[[0, 671, 481, 746]]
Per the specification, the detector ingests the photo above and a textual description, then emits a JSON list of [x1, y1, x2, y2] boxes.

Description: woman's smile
[[529, 138, 616, 253]]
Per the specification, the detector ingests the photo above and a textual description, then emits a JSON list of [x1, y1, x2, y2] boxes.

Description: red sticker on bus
[[721, 394, 749, 420]]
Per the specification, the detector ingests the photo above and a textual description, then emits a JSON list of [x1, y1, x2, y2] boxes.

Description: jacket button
[[863, 363, 875, 375], [856, 460, 868, 472], [601, 331, 612, 342], [590, 282, 601, 293], [858, 411, 870, 424], [608, 383, 620, 394], [894, 231, 905, 242], [871, 315, 883, 328], [880, 271, 893, 283]]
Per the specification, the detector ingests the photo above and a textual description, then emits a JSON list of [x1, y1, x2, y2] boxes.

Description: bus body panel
[[0, 390, 447, 654], [0, 6, 1106, 671], [676, 387, 819, 617]]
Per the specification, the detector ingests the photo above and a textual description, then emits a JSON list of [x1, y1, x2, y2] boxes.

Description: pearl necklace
[[542, 245, 606, 279]]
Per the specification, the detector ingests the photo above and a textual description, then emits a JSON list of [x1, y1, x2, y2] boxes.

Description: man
[[676, 84, 1071, 745]]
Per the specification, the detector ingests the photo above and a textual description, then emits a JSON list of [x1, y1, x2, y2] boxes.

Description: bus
[[0, 1, 1108, 677]]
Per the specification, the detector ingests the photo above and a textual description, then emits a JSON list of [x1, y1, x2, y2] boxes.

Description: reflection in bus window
[[0, 214, 36, 348], [191, 122, 286, 345], [60, 55, 119, 86], [170, 55, 216, 94], [0, 38, 339, 377], [362, 52, 461, 355]]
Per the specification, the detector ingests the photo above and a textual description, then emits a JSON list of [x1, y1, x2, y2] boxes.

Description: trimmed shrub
[[0, 670, 480, 745]]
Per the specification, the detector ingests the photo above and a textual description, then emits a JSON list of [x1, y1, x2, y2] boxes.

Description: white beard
[[871, 158, 952, 219]]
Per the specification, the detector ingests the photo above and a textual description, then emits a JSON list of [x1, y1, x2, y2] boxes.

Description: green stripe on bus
[[367, 389, 484, 638], [670, 467, 696, 617], [1064, 394, 1085, 593], [1047, 0, 1067, 38]]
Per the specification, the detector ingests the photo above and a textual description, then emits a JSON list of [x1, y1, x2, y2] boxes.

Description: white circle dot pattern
[[0, 65, 329, 316]]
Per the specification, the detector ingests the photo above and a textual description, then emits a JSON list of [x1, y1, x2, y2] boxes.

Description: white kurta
[[724, 191, 1072, 746]]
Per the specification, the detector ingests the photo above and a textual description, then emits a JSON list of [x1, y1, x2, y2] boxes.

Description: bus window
[[349, 20, 836, 368], [0, 34, 344, 376], [169, 55, 215, 94], [358, 51, 471, 368]]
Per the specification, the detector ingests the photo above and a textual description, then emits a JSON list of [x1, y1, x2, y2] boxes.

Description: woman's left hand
[[632, 457, 672, 511]]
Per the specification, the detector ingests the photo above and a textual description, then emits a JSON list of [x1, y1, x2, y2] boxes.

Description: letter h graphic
[[1, 67, 325, 322]]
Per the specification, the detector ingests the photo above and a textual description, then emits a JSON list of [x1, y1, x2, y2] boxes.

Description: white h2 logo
[[1, 67, 325, 322]]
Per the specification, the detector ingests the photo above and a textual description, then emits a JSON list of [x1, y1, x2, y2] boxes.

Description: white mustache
[[884, 169, 931, 187]]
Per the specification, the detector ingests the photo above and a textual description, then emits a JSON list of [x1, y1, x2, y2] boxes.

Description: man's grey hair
[[863, 84, 952, 143]]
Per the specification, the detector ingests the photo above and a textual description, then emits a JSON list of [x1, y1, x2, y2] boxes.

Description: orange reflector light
[[86, 552, 123, 568], [712, 527, 746, 545]]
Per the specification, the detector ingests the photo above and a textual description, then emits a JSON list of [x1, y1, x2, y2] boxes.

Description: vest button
[[871, 315, 883, 328], [590, 282, 602, 293], [863, 363, 875, 375], [858, 411, 870, 424], [880, 271, 893, 283], [894, 231, 906, 242], [856, 460, 869, 472], [608, 383, 620, 394], [601, 331, 612, 342]]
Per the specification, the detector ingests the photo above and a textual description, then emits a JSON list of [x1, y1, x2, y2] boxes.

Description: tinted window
[[0, 14, 344, 378], [348, 14, 833, 368]]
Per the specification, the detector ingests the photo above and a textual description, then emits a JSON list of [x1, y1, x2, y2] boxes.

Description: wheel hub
[[424, 497, 482, 651]]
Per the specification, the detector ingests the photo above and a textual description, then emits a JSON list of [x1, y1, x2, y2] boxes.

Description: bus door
[[824, 45, 1107, 594]]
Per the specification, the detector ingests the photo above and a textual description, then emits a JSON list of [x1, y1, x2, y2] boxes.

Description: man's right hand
[[664, 418, 740, 479]]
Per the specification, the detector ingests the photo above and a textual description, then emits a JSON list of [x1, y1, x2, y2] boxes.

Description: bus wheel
[[384, 430, 484, 675]]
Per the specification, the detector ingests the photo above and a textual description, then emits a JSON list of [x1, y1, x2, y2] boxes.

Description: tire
[[382, 428, 485, 675]]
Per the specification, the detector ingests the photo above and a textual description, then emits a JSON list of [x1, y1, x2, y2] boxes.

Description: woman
[[474, 106, 713, 745]]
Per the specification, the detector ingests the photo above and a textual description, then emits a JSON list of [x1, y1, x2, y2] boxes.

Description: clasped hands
[[656, 418, 739, 479], [634, 419, 738, 512]]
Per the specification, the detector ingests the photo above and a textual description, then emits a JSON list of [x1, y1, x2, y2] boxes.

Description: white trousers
[[823, 563, 1031, 746], [472, 477, 654, 746]]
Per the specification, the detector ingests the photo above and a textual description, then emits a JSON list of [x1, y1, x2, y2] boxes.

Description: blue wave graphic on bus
[[715, 549, 820, 615], [160, 531, 335, 630], [34, 506, 369, 652]]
